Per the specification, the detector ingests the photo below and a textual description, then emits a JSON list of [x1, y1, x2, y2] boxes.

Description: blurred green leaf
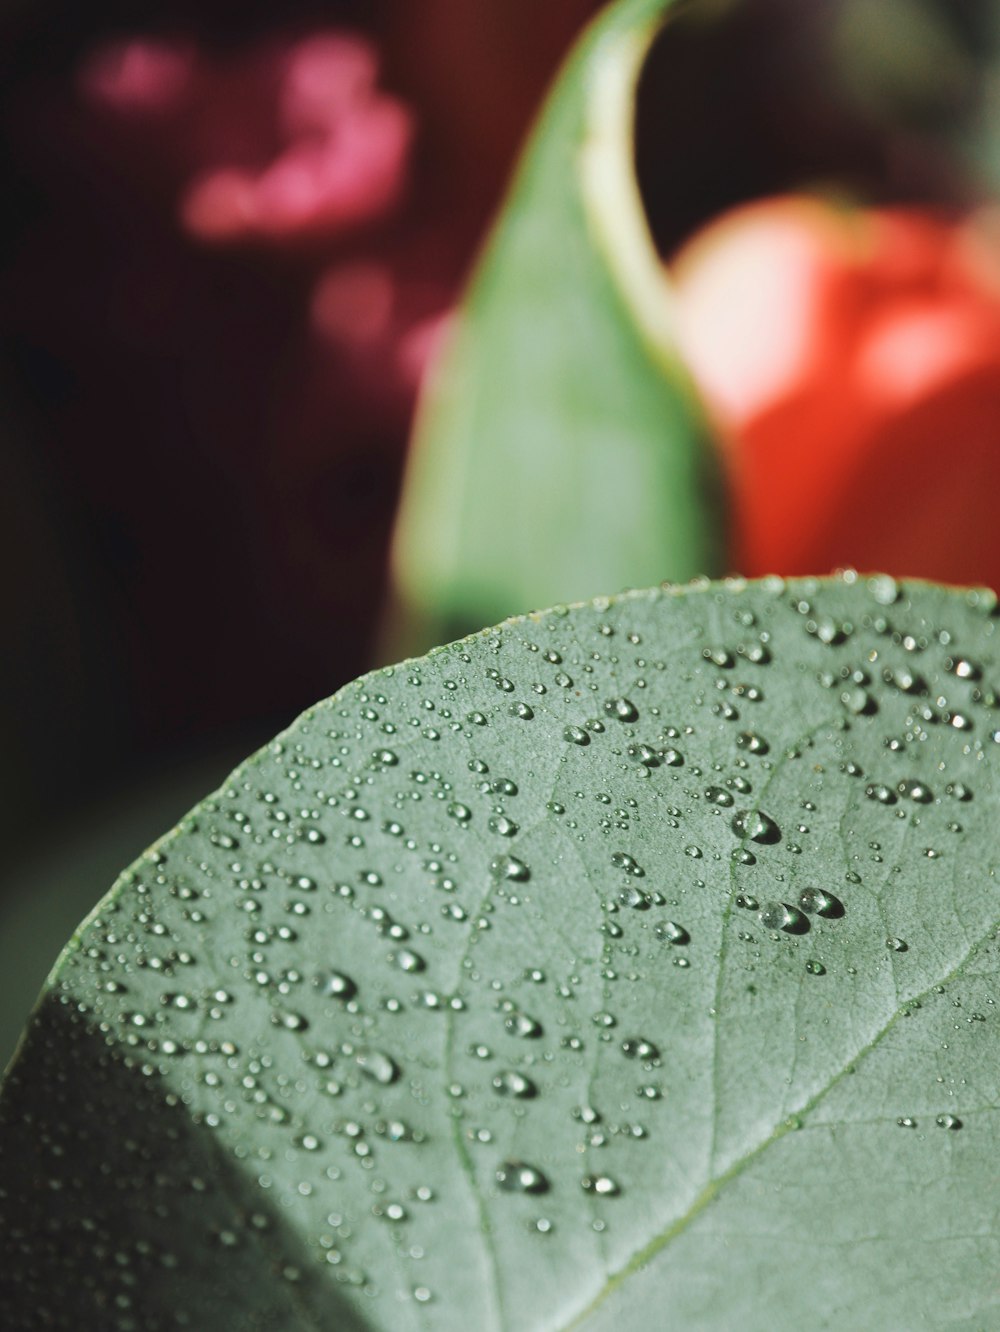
[[390, 0, 723, 653], [5, 575, 1000, 1328], [834, 0, 976, 125], [832, 0, 1000, 194]]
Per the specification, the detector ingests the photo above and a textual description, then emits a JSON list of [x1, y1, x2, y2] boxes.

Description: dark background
[[0, 0, 603, 862]]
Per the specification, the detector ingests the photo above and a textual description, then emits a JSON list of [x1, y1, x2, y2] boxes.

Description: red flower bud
[[672, 195, 1000, 590]]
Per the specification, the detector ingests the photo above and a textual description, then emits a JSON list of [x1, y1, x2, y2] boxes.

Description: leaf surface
[[4, 576, 1000, 1330], [390, 0, 722, 649]]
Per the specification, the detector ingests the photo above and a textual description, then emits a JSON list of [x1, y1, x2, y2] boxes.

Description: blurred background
[[3, 0, 999, 1059], [0, 0, 605, 1058]]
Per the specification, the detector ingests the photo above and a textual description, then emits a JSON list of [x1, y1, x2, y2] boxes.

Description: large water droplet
[[316, 970, 356, 999], [705, 785, 735, 807], [355, 1048, 400, 1085], [628, 743, 661, 767], [581, 1174, 620, 1196], [611, 851, 644, 876], [654, 920, 689, 945], [868, 574, 899, 605], [605, 698, 639, 723], [759, 902, 807, 933], [736, 731, 769, 755], [618, 885, 649, 910], [946, 656, 981, 681], [841, 686, 876, 715], [797, 888, 843, 919], [897, 779, 933, 804], [491, 854, 530, 882], [731, 809, 781, 843], [492, 1071, 537, 1098], [392, 947, 426, 974], [865, 783, 897, 806], [621, 1037, 659, 1060], [505, 1012, 543, 1039], [496, 1161, 549, 1194]]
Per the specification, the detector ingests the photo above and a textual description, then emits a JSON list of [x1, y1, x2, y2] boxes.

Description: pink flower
[[78, 37, 198, 116], [79, 31, 414, 245]]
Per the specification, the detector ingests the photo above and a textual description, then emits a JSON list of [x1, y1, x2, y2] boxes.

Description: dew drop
[[865, 783, 897, 805], [491, 855, 530, 882], [759, 902, 807, 933], [797, 888, 843, 919], [492, 1071, 538, 1098], [705, 785, 735, 807], [704, 646, 735, 667], [392, 948, 425, 974], [496, 1161, 549, 1194], [627, 743, 660, 768], [841, 686, 876, 715], [354, 1048, 400, 1085], [273, 1010, 309, 1031], [947, 656, 981, 681], [316, 971, 356, 1000], [618, 885, 649, 910], [731, 809, 781, 843], [868, 574, 899, 605], [505, 1012, 543, 1039], [736, 731, 769, 755], [621, 1037, 659, 1060], [654, 920, 689, 945], [582, 1175, 620, 1196], [897, 779, 933, 804], [605, 698, 639, 723]]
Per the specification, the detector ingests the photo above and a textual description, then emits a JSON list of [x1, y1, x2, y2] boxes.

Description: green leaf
[[6, 574, 1000, 1328], [389, 0, 723, 652], [830, 0, 1000, 197]]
